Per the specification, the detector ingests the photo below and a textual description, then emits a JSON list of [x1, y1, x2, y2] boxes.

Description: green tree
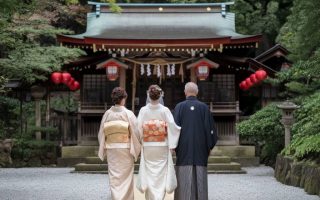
[[0, 0, 85, 84], [235, 0, 293, 49], [277, 0, 320, 61]]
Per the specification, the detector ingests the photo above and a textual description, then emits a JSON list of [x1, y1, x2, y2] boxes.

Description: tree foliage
[[282, 93, 320, 160], [239, 0, 320, 163], [237, 104, 284, 166], [0, 0, 85, 84], [277, 0, 320, 61], [234, 0, 293, 48]]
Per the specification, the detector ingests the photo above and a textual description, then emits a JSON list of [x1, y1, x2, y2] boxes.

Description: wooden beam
[[119, 67, 126, 89], [131, 64, 137, 113], [190, 67, 197, 83]]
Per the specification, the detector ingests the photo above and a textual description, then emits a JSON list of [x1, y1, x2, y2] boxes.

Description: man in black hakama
[[173, 82, 218, 200]]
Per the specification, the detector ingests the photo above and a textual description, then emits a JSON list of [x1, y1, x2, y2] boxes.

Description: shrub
[[237, 103, 284, 166], [11, 139, 57, 167], [282, 92, 320, 161]]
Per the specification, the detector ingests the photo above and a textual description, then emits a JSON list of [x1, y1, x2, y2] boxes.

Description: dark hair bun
[[148, 85, 162, 101], [111, 87, 127, 105]]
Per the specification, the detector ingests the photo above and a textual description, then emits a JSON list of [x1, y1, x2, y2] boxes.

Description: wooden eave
[[255, 44, 290, 63], [57, 35, 261, 49], [186, 57, 219, 69], [246, 58, 277, 77], [96, 58, 129, 69]]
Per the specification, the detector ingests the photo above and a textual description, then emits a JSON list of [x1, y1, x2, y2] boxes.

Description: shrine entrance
[[134, 70, 189, 111]]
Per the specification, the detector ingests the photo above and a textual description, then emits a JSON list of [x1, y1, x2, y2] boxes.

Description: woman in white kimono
[[137, 85, 181, 200], [97, 87, 141, 200]]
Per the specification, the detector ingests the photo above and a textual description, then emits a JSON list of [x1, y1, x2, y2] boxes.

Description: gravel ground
[[0, 166, 319, 200]]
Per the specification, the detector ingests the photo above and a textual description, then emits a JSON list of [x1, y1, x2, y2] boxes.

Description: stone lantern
[[277, 100, 300, 147], [30, 85, 46, 140]]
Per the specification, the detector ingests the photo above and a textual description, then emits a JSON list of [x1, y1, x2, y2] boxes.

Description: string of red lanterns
[[239, 69, 267, 91], [50, 72, 80, 91]]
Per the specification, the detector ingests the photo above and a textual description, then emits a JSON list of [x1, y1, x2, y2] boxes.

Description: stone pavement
[[0, 166, 319, 200]]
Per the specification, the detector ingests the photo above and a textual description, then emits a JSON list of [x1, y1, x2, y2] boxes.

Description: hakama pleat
[[174, 165, 208, 200]]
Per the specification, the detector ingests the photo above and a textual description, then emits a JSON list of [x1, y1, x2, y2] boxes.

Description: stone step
[[74, 163, 139, 172], [207, 162, 241, 171], [83, 156, 232, 165], [61, 146, 98, 158], [72, 170, 246, 174], [61, 145, 256, 158], [231, 156, 260, 167], [210, 149, 223, 156], [212, 146, 255, 157], [75, 162, 241, 172], [207, 170, 246, 174]]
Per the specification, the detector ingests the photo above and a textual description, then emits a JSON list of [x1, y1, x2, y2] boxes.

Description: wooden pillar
[[131, 64, 137, 113], [45, 92, 50, 140], [35, 100, 41, 140], [190, 67, 197, 83], [119, 67, 126, 89], [77, 114, 81, 145], [235, 101, 240, 145]]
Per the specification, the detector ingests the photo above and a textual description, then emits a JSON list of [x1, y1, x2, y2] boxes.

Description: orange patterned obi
[[104, 120, 130, 143], [143, 119, 167, 142]]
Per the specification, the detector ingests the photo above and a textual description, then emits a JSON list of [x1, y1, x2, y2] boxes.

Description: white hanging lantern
[[106, 65, 119, 81]]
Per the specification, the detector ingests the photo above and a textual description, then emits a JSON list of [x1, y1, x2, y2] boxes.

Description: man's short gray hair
[[184, 82, 198, 95]]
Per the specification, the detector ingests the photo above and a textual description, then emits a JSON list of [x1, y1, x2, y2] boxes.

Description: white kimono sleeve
[[136, 108, 146, 142], [97, 111, 109, 161], [164, 108, 181, 149]]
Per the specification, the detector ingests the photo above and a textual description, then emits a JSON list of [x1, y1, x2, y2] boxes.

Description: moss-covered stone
[[290, 162, 303, 187], [28, 157, 42, 167], [0, 139, 13, 167], [275, 154, 320, 196], [274, 154, 293, 184], [303, 165, 320, 195]]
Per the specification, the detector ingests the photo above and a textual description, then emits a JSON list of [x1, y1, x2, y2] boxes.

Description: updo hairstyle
[[148, 85, 162, 101], [111, 87, 127, 105]]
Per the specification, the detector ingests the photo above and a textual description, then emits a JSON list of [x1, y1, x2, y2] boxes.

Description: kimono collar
[[111, 105, 125, 112], [186, 96, 197, 100], [147, 103, 162, 110]]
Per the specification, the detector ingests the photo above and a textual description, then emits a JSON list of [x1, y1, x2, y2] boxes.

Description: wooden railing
[[79, 102, 108, 110], [50, 113, 78, 145], [208, 101, 240, 145], [209, 101, 240, 115]]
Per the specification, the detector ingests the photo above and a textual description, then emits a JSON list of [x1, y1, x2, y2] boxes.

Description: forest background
[[0, 0, 319, 167]]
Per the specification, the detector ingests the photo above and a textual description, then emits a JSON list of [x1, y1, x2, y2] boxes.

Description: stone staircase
[[73, 156, 245, 174], [58, 146, 259, 174]]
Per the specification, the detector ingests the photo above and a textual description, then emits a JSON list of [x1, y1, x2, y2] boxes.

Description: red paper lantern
[[240, 81, 249, 90], [51, 72, 62, 84], [70, 81, 80, 91], [106, 66, 119, 81], [196, 65, 210, 81], [245, 78, 253, 88], [62, 72, 72, 84], [250, 73, 258, 84], [255, 70, 267, 81], [239, 81, 245, 90], [67, 77, 75, 87], [73, 81, 80, 90]]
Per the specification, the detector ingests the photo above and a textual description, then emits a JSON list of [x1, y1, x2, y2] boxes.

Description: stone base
[[58, 145, 258, 167], [231, 157, 260, 167], [274, 154, 320, 196]]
